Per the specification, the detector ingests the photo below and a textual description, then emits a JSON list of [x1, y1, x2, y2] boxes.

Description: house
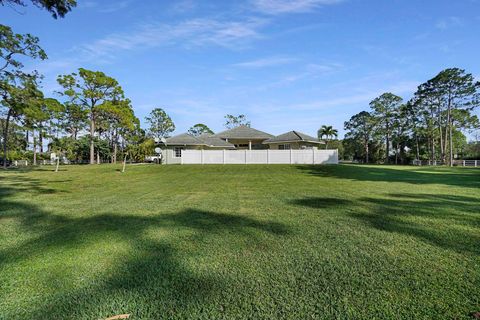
[[263, 130, 324, 150], [163, 133, 235, 164], [212, 125, 274, 150], [161, 126, 324, 163]]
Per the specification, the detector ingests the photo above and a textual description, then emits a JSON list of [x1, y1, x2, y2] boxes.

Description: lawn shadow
[[290, 197, 352, 209], [0, 175, 290, 319], [296, 164, 480, 189], [289, 193, 479, 256]]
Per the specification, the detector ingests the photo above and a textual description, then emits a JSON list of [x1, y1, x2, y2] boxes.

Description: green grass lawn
[[0, 164, 479, 319]]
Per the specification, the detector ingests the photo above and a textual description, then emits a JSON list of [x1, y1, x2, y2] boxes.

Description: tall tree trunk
[[438, 113, 444, 162], [113, 141, 118, 164], [444, 113, 451, 164], [432, 135, 436, 162], [97, 150, 100, 165], [39, 127, 44, 153], [365, 139, 369, 164], [445, 97, 452, 165], [90, 114, 95, 164], [33, 129, 37, 166], [25, 129, 29, 151], [113, 129, 118, 164], [385, 133, 390, 164], [415, 134, 420, 161], [395, 142, 399, 165], [2, 109, 12, 169], [449, 118, 454, 167]]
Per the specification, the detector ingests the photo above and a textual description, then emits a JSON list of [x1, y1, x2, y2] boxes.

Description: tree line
[[343, 68, 479, 165]]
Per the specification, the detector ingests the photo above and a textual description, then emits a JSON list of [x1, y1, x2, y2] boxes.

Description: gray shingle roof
[[165, 133, 205, 145], [165, 133, 236, 148], [213, 125, 274, 140], [199, 134, 236, 148], [264, 131, 324, 144]]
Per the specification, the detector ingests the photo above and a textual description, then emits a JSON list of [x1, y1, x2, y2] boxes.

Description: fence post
[[267, 149, 269, 164], [201, 149, 204, 165], [312, 148, 315, 165], [475, 160, 477, 167], [245, 150, 248, 165], [180, 150, 183, 165], [290, 149, 292, 164], [463, 160, 465, 167], [223, 149, 226, 164]]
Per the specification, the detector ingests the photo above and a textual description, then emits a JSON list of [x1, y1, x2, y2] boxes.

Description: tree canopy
[[145, 107, 175, 139], [224, 114, 250, 129], [0, 0, 76, 18], [188, 123, 213, 136]]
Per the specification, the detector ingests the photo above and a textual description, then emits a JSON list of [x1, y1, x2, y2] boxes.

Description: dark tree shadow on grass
[[290, 194, 479, 255], [290, 197, 352, 209], [0, 176, 290, 319], [296, 164, 480, 189]]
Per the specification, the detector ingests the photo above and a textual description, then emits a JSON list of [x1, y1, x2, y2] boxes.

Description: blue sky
[[1, 0, 479, 138]]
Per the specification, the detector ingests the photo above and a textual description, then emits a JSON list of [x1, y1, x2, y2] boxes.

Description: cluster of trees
[[0, 21, 147, 166], [344, 68, 479, 165], [0, 1, 166, 167]]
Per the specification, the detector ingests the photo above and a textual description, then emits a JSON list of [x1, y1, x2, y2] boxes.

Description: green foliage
[[344, 111, 376, 163], [188, 123, 214, 136], [57, 68, 128, 164], [224, 114, 250, 129], [145, 107, 175, 139], [344, 68, 479, 165], [0, 0, 76, 18], [1, 24, 48, 167], [0, 24, 47, 73], [370, 92, 403, 163], [127, 138, 155, 162], [317, 125, 338, 149]]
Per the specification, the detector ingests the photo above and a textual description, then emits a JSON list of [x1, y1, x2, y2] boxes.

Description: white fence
[[413, 159, 479, 167], [181, 149, 338, 165]]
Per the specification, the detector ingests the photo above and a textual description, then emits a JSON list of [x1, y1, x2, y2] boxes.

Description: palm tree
[[317, 125, 338, 149]]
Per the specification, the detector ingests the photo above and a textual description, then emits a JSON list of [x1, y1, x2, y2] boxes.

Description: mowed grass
[[0, 164, 479, 319]]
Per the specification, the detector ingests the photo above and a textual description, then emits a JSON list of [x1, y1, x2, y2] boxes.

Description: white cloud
[[435, 16, 464, 30], [251, 0, 343, 14], [232, 56, 297, 68], [170, 0, 197, 13], [80, 18, 268, 59]]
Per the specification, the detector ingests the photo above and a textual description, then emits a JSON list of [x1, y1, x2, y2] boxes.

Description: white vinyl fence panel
[[181, 149, 338, 165]]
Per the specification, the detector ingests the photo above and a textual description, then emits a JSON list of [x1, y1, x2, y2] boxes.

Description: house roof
[[263, 131, 324, 144], [165, 133, 235, 148], [165, 133, 205, 146], [213, 125, 274, 140], [198, 134, 236, 148]]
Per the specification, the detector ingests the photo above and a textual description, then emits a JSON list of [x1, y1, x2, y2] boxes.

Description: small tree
[[145, 107, 175, 139], [188, 123, 213, 136], [224, 114, 250, 129], [317, 125, 338, 149]]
